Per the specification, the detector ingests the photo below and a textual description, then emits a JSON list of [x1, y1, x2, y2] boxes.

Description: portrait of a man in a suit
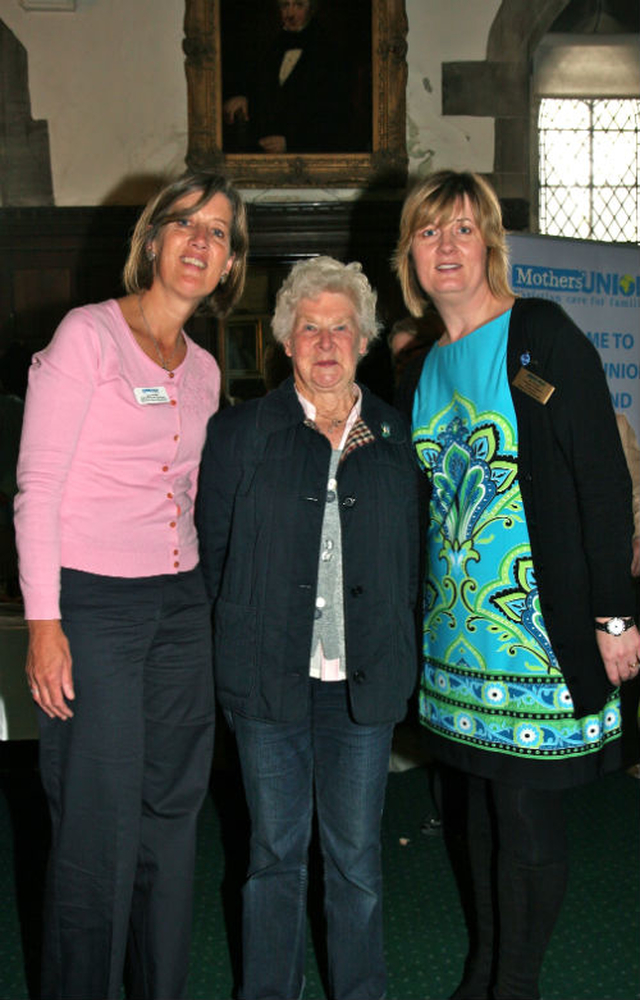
[[221, 0, 372, 154]]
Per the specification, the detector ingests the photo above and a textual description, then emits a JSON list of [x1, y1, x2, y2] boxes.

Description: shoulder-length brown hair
[[393, 170, 513, 316], [123, 171, 248, 317]]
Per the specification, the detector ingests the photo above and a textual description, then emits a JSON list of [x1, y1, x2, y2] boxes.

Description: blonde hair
[[393, 170, 512, 316], [123, 171, 248, 318], [272, 256, 380, 346]]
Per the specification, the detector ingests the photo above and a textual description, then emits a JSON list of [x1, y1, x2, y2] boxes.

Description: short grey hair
[[272, 256, 381, 346]]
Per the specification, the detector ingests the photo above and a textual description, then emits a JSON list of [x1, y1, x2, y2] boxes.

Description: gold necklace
[[138, 295, 183, 371]]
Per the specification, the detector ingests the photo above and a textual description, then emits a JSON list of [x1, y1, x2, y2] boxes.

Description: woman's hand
[[596, 623, 640, 687], [26, 620, 75, 720]]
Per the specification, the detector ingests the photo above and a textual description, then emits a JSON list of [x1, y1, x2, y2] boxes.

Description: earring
[[219, 272, 228, 285], [146, 246, 156, 262]]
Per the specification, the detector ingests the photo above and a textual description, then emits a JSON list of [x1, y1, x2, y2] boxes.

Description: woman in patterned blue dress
[[393, 170, 640, 1000]]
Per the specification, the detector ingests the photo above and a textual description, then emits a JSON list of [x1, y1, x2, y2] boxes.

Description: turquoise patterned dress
[[412, 310, 623, 785]]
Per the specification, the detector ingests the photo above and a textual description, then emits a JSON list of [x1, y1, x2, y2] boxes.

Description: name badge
[[512, 367, 555, 405], [134, 386, 171, 405]]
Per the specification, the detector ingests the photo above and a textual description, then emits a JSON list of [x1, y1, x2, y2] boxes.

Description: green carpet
[[1, 742, 638, 999]]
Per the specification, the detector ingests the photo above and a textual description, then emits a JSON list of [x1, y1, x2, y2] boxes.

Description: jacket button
[[350, 585, 363, 596], [352, 670, 366, 683], [342, 496, 356, 507]]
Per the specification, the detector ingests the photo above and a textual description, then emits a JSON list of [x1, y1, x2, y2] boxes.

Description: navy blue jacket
[[196, 378, 421, 724]]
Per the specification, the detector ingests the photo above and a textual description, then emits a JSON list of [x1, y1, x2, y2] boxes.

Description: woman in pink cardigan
[[14, 171, 247, 1000]]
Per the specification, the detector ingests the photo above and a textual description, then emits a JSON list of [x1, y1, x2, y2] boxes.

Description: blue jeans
[[229, 679, 393, 1000]]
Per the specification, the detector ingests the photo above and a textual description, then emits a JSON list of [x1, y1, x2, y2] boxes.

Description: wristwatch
[[594, 616, 636, 636]]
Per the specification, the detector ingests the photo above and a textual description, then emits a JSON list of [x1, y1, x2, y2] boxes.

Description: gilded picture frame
[[183, 0, 408, 187]]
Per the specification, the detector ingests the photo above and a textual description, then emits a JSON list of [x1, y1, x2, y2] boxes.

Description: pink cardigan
[[14, 299, 220, 619]]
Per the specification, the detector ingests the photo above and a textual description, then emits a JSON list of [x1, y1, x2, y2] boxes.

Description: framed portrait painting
[[183, 0, 408, 187]]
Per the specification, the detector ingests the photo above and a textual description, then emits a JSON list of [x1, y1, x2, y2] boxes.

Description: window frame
[[535, 94, 640, 242]]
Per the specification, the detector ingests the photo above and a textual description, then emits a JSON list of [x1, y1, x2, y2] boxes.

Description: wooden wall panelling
[[0, 207, 138, 356], [0, 200, 406, 399]]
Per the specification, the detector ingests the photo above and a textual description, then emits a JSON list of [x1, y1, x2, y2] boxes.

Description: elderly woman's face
[[410, 194, 488, 306], [284, 291, 367, 399]]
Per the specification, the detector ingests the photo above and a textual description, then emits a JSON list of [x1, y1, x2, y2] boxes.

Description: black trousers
[[440, 767, 569, 1000], [38, 568, 215, 1000]]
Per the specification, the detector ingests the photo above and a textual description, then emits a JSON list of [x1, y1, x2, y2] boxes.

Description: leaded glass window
[[538, 97, 640, 242]]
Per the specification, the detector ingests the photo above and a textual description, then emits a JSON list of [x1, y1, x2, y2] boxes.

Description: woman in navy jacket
[[197, 256, 420, 1000]]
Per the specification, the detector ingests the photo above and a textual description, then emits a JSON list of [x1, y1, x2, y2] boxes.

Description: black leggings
[[439, 767, 569, 1000]]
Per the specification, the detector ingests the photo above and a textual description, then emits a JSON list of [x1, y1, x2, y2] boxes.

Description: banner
[[507, 233, 640, 443]]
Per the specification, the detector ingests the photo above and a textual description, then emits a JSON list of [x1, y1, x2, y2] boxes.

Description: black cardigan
[[398, 297, 635, 718]]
